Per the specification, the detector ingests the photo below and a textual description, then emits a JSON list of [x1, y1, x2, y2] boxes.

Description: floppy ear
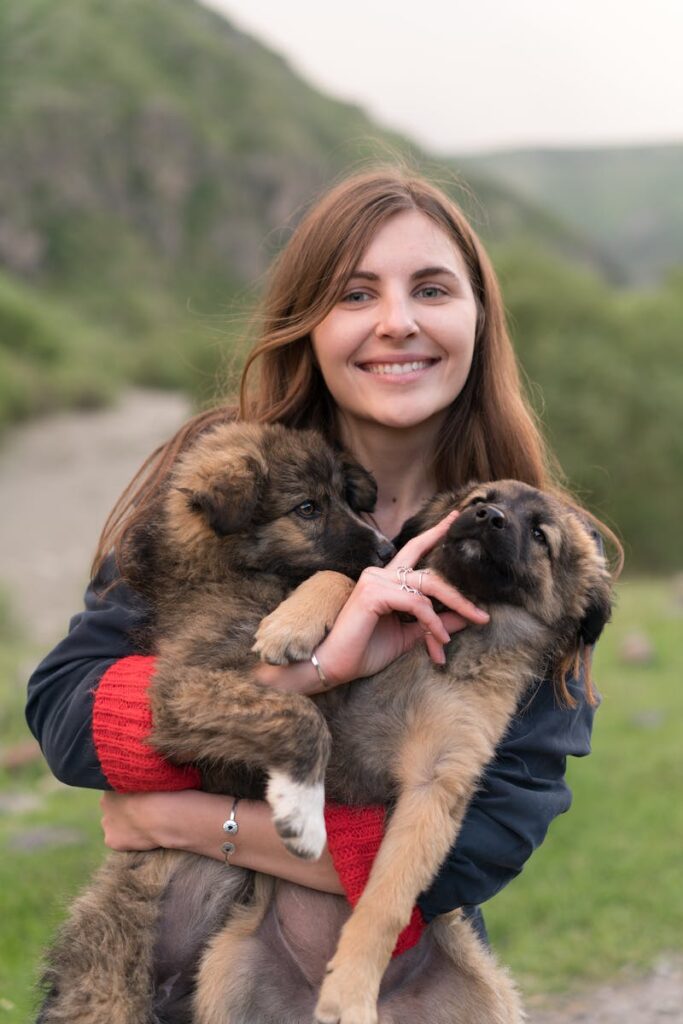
[[579, 582, 613, 646], [179, 456, 266, 536], [554, 578, 613, 708], [341, 456, 377, 514]]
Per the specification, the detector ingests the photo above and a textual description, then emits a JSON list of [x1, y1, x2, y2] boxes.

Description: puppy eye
[[294, 500, 321, 519], [531, 526, 548, 547], [467, 496, 487, 507]]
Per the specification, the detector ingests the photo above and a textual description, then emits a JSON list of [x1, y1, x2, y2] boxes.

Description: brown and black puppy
[[195, 480, 612, 1024], [36, 421, 392, 1024]]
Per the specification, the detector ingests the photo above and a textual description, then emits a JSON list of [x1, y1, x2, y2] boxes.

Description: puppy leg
[[151, 665, 332, 859], [253, 571, 354, 665], [37, 849, 182, 1024], [315, 691, 518, 1024]]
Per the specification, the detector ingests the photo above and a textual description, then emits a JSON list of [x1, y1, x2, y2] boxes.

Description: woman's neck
[[338, 417, 440, 539]]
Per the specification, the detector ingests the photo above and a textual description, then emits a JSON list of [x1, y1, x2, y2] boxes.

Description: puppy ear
[[554, 578, 613, 708], [180, 457, 266, 535], [579, 582, 613, 646], [341, 456, 377, 514]]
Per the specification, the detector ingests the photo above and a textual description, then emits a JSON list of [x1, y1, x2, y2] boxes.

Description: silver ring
[[416, 569, 430, 597], [396, 565, 418, 594]]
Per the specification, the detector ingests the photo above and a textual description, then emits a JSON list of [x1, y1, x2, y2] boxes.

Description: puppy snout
[[475, 504, 507, 530], [374, 538, 397, 565]]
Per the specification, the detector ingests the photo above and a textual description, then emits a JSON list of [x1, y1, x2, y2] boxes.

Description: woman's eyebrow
[[345, 269, 379, 282], [346, 266, 459, 282], [411, 265, 459, 281]]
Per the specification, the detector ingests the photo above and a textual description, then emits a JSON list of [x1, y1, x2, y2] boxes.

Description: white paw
[[266, 771, 326, 860]]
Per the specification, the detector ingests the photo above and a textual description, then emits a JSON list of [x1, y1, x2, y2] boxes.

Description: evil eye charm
[[221, 841, 236, 857], [222, 818, 239, 835]]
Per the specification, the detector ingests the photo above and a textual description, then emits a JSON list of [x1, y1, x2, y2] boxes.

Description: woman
[[27, 167, 605, 980]]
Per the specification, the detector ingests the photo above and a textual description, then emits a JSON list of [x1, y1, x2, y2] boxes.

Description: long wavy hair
[[93, 167, 622, 595]]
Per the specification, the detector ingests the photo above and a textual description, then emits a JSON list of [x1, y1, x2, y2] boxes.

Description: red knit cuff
[[92, 655, 201, 793], [324, 802, 426, 957]]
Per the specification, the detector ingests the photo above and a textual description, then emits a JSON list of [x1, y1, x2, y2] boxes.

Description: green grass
[[486, 577, 683, 992], [0, 579, 681, 1018]]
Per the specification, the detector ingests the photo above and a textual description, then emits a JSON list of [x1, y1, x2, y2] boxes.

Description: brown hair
[[93, 166, 622, 599]]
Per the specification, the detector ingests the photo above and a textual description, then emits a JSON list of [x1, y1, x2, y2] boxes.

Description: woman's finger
[[419, 571, 489, 624], [388, 510, 459, 570], [400, 610, 468, 662], [381, 559, 488, 625]]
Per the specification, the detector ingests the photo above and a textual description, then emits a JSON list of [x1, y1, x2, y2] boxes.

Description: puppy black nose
[[377, 539, 397, 564], [475, 504, 507, 529]]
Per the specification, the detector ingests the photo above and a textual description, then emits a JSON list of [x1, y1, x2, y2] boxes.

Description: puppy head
[[411, 481, 613, 705], [165, 423, 389, 583]]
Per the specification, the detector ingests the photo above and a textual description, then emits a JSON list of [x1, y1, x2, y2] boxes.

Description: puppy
[[191, 480, 612, 1024], [36, 421, 393, 1024]]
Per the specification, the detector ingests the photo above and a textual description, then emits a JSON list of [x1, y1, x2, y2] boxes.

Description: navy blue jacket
[[25, 565, 596, 924]]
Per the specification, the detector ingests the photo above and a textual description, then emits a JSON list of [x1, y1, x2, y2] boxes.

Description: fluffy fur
[[37, 450, 612, 1024], [36, 422, 391, 1024]]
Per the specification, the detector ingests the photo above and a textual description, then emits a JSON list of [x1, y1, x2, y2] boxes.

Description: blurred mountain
[[0, 0, 615, 337], [456, 144, 683, 285]]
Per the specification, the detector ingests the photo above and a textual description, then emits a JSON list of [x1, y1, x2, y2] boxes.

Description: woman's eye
[[294, 501, 321, 519], [341, 290, 372, 304], [416, 285, 447, 300]]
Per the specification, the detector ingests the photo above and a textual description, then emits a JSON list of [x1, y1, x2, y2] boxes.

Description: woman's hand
[[314, 511, 489, 686], [100, 791, 345, 894], [100, 790, 166, 851]]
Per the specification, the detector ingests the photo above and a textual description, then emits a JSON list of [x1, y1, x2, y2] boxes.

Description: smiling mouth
[[357, 359, 439, 376]]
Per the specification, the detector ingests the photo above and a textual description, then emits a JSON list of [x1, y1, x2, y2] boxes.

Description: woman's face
[[311, 210, 478, 436]]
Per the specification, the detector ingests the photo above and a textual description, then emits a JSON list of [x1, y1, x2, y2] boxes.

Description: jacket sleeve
[[25, 560, 199, 792], [417, 671, 596, 922]]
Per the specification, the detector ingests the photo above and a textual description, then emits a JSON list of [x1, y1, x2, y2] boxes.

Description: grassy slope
[[1, 580, 681, 1017], [486, 578, 683, 991], [457, 144, 683, 284]]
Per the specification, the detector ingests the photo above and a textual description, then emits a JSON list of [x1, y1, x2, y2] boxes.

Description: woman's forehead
[[351, 209, 469, 277]]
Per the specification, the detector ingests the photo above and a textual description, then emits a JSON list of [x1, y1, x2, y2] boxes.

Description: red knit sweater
[[92, 656, 425, 955]]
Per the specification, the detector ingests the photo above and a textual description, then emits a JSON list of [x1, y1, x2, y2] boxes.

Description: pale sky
[[200, 0, 683, 154]]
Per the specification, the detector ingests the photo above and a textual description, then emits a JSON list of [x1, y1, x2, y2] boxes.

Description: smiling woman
[[27, 166, 620, 1024], [312, 211, 478, 441]]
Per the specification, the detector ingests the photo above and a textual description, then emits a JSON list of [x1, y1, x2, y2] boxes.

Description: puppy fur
[[36, 422, 391, 1024]]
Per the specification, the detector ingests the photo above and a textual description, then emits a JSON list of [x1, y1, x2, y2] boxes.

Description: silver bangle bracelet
[[221, 796, 240, 864], [310, 650, 329, 688]]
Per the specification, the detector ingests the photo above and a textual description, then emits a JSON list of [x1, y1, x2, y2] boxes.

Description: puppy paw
[[252, 610, 328, 665], [266, 771, 326, 860], [253, 572, 354, 665], [315, 965, 378, 1024]]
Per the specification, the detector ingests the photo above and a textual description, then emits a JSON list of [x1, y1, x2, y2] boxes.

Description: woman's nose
[[374, 296, 418, 339]]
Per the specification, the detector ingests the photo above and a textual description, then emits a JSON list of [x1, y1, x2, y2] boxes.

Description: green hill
[[457, 144, 683, 285], [0, 0, 611, 333], [0, 0, 681, 568]]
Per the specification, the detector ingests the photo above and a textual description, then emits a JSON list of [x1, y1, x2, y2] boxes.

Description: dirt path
[[0, 391, 680, 1022], [527, 957, 683, 1022], [0, 389, 190, 646]]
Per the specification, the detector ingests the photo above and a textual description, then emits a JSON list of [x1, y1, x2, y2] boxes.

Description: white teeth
[[363, 360, 432, 376]]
